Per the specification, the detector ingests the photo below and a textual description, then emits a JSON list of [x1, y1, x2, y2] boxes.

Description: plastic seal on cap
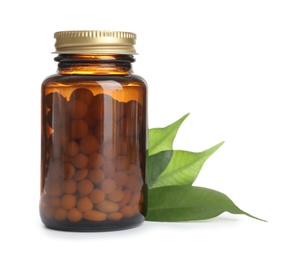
[[54, 30, 137, 54]]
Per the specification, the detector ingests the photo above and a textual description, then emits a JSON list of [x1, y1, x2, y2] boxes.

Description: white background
[[1, 0, 292, 259]]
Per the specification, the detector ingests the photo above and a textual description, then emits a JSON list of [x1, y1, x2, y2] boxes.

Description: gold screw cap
[[54, 30, 137, 54]]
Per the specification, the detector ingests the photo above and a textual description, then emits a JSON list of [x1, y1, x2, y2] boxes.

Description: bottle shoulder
[[130, 74, 148, 87], [42, 73, 148, 89]]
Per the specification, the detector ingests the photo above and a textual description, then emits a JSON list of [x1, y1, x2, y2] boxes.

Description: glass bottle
[[40, 31, 148, 231]]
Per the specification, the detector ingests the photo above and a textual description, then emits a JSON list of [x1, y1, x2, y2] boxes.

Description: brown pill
[[116, 137, 128, 156], [54, 207, 67, 221], [90, 189, 105, 204], [129, 192, 143, 206], [90, 98, 104, 121], [45, 181, 63, 196], [113, 171, 128, 186], [62, 179, 77, 194], [48, 196, 61, 207], [68, 100, 88, 119], [72, 153, 88, 169], [120, 205, 135, 218], [131, 203, 140, 214], [88, 153, 104, 168], [125, 175, 143, 192], [77, 197, 93, 212], [101, 178, 117, 194], [45, 92, 67, 110], [70, 88, 94, 106], [49, 133, 69, 156], [77, 179, 94, 196], [42, 205, 55, 219], [64, 163, 75, 179], [67, 208, 83, 222], [79, 135, 99, 154], [107, 212, 123, 221], [129, 164, 141, 176], [108, 189, 125, 202], [88, 168, 104, 184], [74, 168, 88, 181], [115, 155, 130, 171], [83, 210, 107, 221], [83, 112, 96, 127], [65, 141, 79, 157], [91, 94, 113, 121], [94, 119, 117, 143], [70, 119, 89, 139], [118, 189, 131, 207], [60, 154, 71, 163], [100, 142, 117, 160], [47, 159, 62, 180], [61, 194, 77, 210], [45, 92, 55, 109], [103, 160, 115, 178], [96, 200, 119, 213]]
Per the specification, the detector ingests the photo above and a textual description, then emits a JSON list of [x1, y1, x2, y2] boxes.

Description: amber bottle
[[40, 31, 147, 231]]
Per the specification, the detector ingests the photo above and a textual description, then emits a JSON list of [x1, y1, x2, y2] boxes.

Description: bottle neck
[[55, 54, 135, 75]]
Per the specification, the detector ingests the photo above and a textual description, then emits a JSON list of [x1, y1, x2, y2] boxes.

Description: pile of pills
[[40, 88, 145, 225]]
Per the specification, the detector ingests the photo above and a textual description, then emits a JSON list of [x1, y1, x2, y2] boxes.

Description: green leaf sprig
[[145, 113, 266, 222]]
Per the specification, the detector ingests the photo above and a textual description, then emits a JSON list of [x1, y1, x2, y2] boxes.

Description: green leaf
[[148, 113, 189, 155], [150, 142, 224, 188], [146, 150, 173, 185], [146, 185, 266, 222]]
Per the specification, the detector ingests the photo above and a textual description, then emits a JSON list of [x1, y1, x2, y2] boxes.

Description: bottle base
[[41, 214, 144, 232]]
